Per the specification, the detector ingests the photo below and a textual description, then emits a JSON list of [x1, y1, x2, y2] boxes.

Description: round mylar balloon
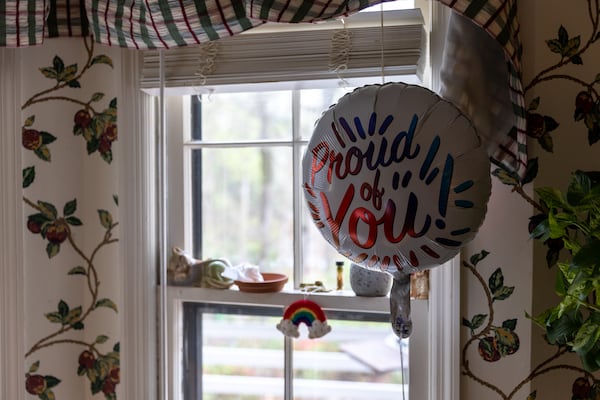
[[302, 82, 491, 274]]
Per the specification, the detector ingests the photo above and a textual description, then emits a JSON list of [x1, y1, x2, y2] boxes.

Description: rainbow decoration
[[276, 299, 332, 339]]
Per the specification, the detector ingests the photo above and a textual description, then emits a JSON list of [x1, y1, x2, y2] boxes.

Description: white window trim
[[118, 49, 160, 400], [427, 3, 460, 400], [0, 47, 25, 400]]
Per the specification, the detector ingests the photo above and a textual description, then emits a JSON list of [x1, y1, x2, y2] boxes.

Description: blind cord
[[194, 41, 219, 85], [329, 19, 352, 89]]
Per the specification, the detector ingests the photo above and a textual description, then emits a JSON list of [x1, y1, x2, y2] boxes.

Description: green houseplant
[[530, 170, 600, 371]]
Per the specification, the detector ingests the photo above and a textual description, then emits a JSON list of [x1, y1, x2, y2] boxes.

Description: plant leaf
[[572, 320, 600, 353], [546, 245, 560, 268], [546, 309, 582, 345], [535, 187, 567, 209]]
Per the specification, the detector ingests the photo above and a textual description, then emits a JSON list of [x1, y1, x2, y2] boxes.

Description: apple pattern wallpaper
[[21, 37, 121, 400]]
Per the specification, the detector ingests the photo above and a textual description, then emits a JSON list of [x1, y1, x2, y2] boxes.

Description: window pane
[[183, 304, 408, 400], [299, 88, 351, 140], [197, 146, 294, 279], [200, 91, 293, 141], [292, 322, 408, 400], [198, 308, 285, 399]]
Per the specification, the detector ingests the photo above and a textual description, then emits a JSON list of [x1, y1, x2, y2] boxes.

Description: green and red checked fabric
[[0, 0, 527, 178], [0, 0, 46, 47]]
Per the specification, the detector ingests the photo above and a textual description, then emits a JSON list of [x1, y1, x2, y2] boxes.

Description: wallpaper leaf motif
[[462, 251, 597, 399], [22, 36, 120, 400]]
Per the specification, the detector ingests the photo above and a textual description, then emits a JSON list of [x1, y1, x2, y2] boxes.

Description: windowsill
[[167, 285, 425, 314]]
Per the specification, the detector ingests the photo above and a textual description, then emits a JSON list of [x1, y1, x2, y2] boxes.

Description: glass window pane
[[197, 146, 294, 279], [199, 308, 285, 399], [293, 320, 408, 400], [200, 91, 293, 141], [183, 304, 408, 400], [300, 87, 351, 140]]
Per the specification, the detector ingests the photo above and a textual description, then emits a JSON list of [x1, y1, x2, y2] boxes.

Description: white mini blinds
[[139, 9, 425, 92]]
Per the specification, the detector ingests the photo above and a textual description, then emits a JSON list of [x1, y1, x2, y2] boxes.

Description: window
[[165, 79, 426, 400], [140, 3, 459, 400]]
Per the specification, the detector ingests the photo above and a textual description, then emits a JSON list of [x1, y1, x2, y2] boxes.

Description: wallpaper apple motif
[[21, 36, 120, 400]]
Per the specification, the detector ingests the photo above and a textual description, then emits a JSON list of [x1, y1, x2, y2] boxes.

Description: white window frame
[[116, 3, 458, 400]]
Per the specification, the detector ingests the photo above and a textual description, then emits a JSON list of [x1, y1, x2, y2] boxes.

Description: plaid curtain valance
[[0, 0, 526, 178]]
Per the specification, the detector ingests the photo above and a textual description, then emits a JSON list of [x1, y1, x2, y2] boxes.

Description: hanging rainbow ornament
[[276, 299, 332, 339]]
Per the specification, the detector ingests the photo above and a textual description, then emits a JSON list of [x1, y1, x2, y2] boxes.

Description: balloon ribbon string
[[380, 2, 385, 84], [400, 337, 406, 400]]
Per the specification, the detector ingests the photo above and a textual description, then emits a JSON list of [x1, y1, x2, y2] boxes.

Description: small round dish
[[235, 273, 288, 293]]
